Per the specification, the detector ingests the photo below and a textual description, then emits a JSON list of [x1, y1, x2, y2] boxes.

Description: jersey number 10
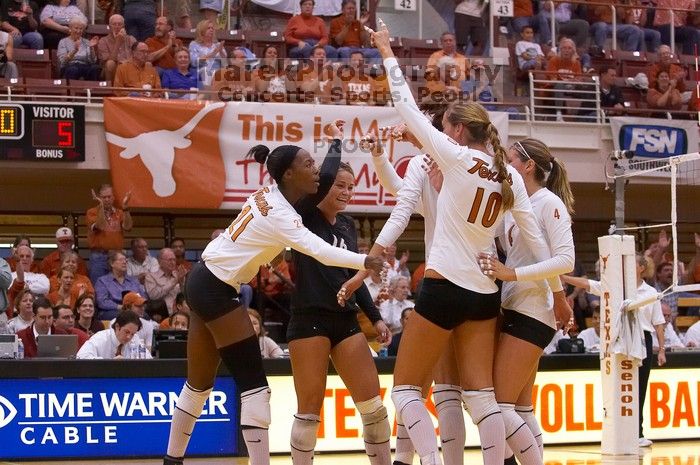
[[467, 187, 502, 228]]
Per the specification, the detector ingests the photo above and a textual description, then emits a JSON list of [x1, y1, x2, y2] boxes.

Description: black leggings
[[639, 331, 653, 437]]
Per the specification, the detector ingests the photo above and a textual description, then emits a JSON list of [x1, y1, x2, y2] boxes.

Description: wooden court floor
[[3, 440, 698, 465]]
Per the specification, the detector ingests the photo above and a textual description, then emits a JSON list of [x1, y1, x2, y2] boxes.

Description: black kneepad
[[218, 335, 269, 392]]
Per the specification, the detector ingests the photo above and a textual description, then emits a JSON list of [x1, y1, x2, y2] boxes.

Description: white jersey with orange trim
[[202, 185, 367, 290], [374, 154, 439, 252], [500, 188, 575, 327], [383, 56, 564, 294]]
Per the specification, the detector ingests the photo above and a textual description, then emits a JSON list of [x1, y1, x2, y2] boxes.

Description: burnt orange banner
[[103, 98, 226, 209]]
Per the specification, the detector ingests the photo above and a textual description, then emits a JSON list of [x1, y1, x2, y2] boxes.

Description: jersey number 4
[[467, 187, 502, 228], [227, 205, 253, 241]]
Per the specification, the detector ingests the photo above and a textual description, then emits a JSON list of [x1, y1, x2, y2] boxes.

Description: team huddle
[[162, 20, 577, 465]]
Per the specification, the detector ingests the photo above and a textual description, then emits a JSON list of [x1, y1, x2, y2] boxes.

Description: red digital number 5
[[58, 121, 73, 147]]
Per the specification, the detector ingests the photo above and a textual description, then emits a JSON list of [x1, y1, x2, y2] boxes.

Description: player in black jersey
[[286, 120, 393, 465], [162, 119, 385, 465]]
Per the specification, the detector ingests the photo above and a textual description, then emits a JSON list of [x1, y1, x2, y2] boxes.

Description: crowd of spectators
[[1, 185, 699, 360], [0, 0, 696, 114], [0, 184, 193, 359]]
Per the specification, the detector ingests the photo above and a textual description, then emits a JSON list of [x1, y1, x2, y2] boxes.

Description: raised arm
[[370, 147, 403, 196], [375, 158, 426, 248], [296, 138, 342, 211], [368, 21, 463, 172]]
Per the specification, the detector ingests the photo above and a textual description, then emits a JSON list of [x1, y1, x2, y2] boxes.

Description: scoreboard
[[0, 103, 86, 161]]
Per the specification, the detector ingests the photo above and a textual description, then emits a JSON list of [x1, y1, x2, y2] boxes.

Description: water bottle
[[378, 346, 388, 358], [17, 338, 24, 360], [137, 340, 147, 359]]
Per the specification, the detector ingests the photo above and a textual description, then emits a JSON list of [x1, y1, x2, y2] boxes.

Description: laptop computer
[[36, 334, 79, 358], [157, 340, 187, 359]]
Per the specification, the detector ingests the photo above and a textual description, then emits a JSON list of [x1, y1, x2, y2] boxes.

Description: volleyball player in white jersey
[[479, 139, 575, 465], [366, 22, 569, 465], [162, 132, 385, 465], [340, 106, 466, 465]]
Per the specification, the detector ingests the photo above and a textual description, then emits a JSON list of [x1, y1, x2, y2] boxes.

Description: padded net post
[[598, 234, 639, 456]]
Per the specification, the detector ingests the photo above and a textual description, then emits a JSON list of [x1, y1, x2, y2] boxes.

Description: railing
[[529, 71, 601, 122], [542, 0, 697, 53], [529, 71, 699, 123], [0, 82, 534, 119]]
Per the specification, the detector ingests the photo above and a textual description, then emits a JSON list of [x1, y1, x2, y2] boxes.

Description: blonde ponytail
[[547, 158, 575, 215], [486, 123, 514, 211], [446, 102, 514, 211]]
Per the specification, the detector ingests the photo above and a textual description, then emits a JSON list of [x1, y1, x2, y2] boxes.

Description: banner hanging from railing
[[609, 116, 699, 159], [103, 98, 509, 212]]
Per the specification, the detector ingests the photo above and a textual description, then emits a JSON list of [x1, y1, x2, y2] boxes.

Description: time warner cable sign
[[0, 377, 238, 460], [609, 116, 698, 159]]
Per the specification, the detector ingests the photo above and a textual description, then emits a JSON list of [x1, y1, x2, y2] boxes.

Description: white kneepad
[[432, 384, 463, 412], [391, 385, 423, 415], [462, 388, 500, 425], [177, 382, 212, 417], [240, 386, 271, 428], [356, 396, 390, 444], [498, 402, 526, 437], [290, 413, 321, 452]]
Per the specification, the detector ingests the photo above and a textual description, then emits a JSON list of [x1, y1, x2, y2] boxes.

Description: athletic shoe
[[163, 455, 184, 465], [393, 461, 411, 465], [505, 454, 519, 465], [639, 437, 653, 447]]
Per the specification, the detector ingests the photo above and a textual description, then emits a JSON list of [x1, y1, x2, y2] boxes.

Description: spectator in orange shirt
[[647, 69, 683, 111], [425, 32, 469, 97], [145, 16, 182, 72], [211, 46, 255, 99], [646, 45, 687, 93], [546, 37, 583, 118], [86, 183, 132, 284], [40, 227, 88, 278], [49, 251, 94, 296], [284, 0, 337, 60], [330, 0, 380, 62], [169, 237, 192, 274], [114, 41, 162, 96], [337, 50, 388, 105], [48, 266, 78, 308]]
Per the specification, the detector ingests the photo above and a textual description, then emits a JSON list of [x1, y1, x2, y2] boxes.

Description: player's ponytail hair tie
[[247, 144, 301, 184]]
